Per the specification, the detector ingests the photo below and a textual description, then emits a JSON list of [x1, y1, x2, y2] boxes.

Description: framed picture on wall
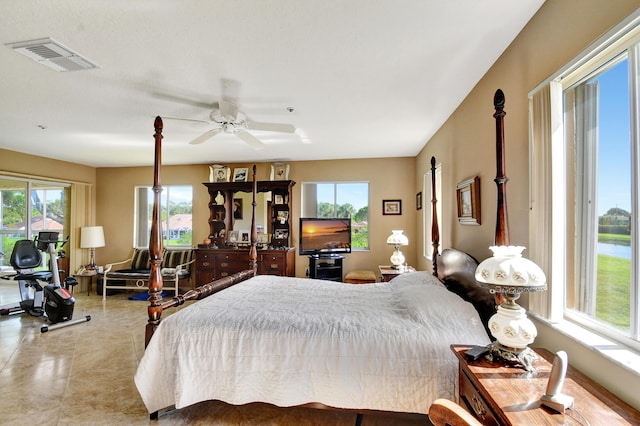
[[383, 199, 402, 215], [456, 176, 480, 225]]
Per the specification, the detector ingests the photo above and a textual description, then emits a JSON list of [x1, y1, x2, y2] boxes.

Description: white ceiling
[[0, 1, 545, 168]]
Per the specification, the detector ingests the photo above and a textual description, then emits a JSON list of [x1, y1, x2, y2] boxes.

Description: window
[[301, 182, 369, 250], [134, 185, 192, 248], [529, 11, 640, 350], [0, 176, 70, 269]]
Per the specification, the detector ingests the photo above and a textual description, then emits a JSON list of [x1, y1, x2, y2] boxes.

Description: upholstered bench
[[344, 270, 377, 284], [102, 248, 194, 300]]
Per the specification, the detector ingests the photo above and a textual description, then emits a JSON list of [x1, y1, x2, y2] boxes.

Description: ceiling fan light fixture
[[223, 123, 236, 133]]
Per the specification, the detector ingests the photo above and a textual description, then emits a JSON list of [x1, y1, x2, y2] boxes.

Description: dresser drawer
[[259, 253, 286, 275], [459, 369, 500, 425]]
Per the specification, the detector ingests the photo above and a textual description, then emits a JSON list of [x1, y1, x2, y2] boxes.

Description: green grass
[[598, 233, 630, 245], [596, 253, 631, 330]]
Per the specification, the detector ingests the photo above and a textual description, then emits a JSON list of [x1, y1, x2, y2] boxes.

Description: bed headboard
[[430, 89, 512, 334]]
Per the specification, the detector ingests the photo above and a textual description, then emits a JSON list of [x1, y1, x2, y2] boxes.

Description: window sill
[[531, 314, 640, 376]]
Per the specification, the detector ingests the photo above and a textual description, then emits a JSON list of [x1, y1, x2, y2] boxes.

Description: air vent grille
[[5, 37, 99, 72]]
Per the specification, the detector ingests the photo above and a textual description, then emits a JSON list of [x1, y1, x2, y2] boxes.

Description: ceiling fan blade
[[246, 121, 295, 133], [189, 128, 223, 145], [236, 130, 265, 150], [163, 116, 212, 125], [218, 99, 239, 121]]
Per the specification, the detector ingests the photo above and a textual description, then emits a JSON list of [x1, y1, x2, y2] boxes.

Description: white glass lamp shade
[[387, 230, 409, 267], [80, 226, 105, 249], [475, 246, 547, 350], [475, 246, 546, 291]]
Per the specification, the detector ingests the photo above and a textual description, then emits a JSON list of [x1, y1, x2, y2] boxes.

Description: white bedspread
[[135, 271, 490, 414]]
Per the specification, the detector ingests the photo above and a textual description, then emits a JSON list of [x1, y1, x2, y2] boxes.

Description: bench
[[102, 248, 194, 300]]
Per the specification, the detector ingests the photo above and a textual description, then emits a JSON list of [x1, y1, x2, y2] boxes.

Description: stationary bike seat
[[14, 271, 53, 281]]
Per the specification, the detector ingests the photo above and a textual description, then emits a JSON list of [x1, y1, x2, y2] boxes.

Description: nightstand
[[378, 265, 415, 282], [451, 345, 640, 425]]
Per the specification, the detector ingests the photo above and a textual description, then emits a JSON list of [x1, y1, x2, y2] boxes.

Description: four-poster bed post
[[493, 88, 510, 246], [145, 116, 165, 347], [431, 156, 440, 277]]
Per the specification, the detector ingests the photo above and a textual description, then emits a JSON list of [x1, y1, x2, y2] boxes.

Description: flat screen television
[[299, 217, 352, 256]]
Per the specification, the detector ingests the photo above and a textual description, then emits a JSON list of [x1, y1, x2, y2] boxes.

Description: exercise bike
[[0, 231, 91, 332]]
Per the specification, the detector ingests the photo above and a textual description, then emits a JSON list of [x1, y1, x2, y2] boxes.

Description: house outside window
[[134, 185, 192, 248], [301, 182, 369, 250]]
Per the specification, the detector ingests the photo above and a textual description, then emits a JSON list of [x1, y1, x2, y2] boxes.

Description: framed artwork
[[233, 198, 243, 219], [273, 228, 289, 240], [274, 194, 284, 205], [416, 192, 422, 210], [270, 162, 290, 180], [228, 230, 239, 243], [456, 176, 480, 225], [383, 199, 402, 215], [276, 210, 289, 224], [239, 230, 250, 242], [233, 167, 248, 182], [258, 233, 270, 244], [211, 165, 230, 183]]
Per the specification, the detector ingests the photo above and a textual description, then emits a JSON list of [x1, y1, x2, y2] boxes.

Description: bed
[[135, 90, 512, 417]]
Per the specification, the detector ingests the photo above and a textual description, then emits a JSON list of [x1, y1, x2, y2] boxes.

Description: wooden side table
[[378, 265, 415, 282], [73, 270, 97, 296], [451, 344, 640, 425]]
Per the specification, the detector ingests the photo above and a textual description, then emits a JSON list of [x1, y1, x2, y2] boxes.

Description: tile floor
[[0, 282, 430, 425]]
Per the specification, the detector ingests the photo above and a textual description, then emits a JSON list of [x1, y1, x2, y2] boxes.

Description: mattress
[[135, 271, 490, 414]]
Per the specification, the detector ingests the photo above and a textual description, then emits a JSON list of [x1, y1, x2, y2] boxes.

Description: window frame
[[529, 9, 640, 354], [133, 184, 193, 248], [300, 181, 370, 251]]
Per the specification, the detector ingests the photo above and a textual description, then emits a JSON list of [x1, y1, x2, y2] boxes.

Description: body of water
[[598, 242, 631, 259]]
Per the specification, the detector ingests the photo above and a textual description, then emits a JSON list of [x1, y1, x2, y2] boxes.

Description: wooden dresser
[[195, 247, 295, 285], [451, 345, 640, 425]]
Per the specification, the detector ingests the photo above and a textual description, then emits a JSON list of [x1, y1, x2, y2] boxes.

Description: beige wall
[[97, 157, 416, 278], [415, 0, 640, 410]]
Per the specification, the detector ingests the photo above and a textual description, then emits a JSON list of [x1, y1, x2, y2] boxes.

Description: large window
[[134, 185, 192, 248], [301, 182, 369, 250], [530, 12, 640, 350], [0, 177, 69, 269]]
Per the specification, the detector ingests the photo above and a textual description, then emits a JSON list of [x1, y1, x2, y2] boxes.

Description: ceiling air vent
[[5, 37, 99, 72]]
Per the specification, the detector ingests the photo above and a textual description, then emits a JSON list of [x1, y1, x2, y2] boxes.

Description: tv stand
[[308, 255, 344, 282]]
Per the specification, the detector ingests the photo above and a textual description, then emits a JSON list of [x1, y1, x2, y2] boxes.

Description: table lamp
[[80, 226, 105, 270], [475, 245, 547, 371], [386, 230, 409, 269]]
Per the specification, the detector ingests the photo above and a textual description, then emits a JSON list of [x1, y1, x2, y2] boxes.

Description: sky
[[597, 58, 631, 216]]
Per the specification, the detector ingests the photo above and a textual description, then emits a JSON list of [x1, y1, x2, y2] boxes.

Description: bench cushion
[[344, 270, 377, 284]]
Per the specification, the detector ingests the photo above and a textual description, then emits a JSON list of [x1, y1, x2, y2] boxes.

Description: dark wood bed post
[[493, 89, 510, 246], [145, 116, 165, 348], [249, 164, 258, 273], [430, 156, 440, 277]]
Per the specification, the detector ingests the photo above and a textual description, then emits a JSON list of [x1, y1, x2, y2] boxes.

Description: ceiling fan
[[166, 99, 296, 150]]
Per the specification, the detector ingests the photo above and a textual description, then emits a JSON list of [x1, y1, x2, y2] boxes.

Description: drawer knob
[[471, 395, 486, 419]]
